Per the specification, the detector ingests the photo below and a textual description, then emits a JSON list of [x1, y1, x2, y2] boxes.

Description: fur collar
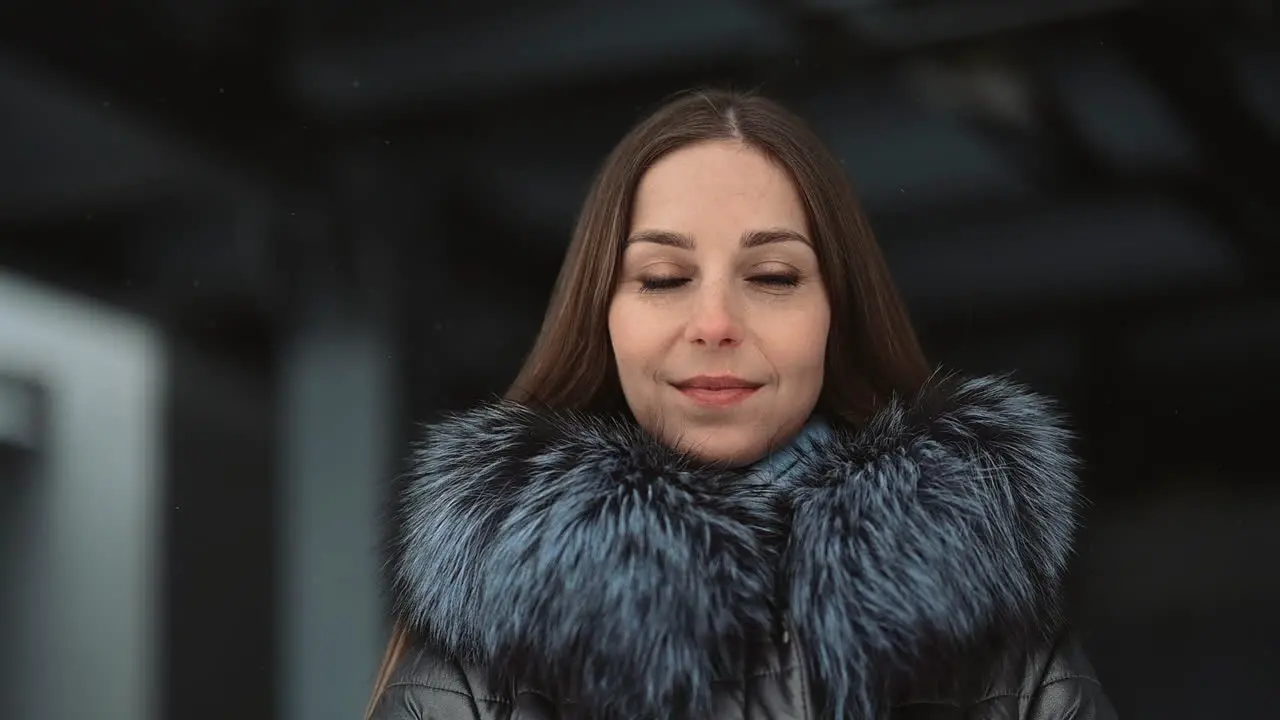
[[388, 373, 1080, 718]]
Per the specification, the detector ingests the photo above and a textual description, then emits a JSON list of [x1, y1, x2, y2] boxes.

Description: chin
[[671, 429, 771, 468]]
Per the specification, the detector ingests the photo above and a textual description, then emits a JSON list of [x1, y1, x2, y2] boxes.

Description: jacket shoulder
[[894, 631, 1116, 719], [1022, 633, 1117, 719], [370, 643, 561, 720]]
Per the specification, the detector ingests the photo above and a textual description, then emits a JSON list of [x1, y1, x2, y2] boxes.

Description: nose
[[684, 281, 744, 347]]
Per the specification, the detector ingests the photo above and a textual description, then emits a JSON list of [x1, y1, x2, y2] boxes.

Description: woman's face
[[609, 140, 830, 466]]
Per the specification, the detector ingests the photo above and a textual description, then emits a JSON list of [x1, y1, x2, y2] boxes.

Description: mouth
[[671, 375, 764, 408]]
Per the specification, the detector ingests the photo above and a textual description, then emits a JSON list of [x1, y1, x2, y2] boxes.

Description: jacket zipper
[[778, 615, 812, 720]]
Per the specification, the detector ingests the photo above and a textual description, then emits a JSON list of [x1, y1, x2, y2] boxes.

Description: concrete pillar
[[279, 304, 392, 720], [0, 269, 165, 720], [278, 151, 417, 720]]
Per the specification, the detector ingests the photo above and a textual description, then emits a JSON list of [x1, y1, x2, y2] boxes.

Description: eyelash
[[638, 274, 801, 293]]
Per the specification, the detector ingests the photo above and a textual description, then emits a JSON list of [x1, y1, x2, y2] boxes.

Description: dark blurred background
[[0, 1, 1276, 719]]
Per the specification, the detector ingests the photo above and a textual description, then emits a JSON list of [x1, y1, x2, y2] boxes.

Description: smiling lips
[[672, 375, 764, 408]]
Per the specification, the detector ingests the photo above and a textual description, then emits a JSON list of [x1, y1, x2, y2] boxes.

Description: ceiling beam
[[0, 53, 255, 222], [796, 84, 1037, 212], [883, 193, 1240, 313], [803, 0, 1139, 48], [1114, 13, 1280, 287], [1043, 43, 1198, 174], [453, 76, 1041, 235], [284, 0, 795, 117]]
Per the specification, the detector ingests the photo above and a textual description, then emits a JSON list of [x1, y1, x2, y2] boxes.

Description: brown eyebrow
[[626, 229, 694, 249], [625, 228, 810, 249], [742, 228, 810, 248]]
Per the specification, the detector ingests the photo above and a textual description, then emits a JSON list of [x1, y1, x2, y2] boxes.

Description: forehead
[[630, 141, 808, 237]]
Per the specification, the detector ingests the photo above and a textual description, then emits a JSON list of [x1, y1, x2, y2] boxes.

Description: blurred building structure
[[0, 2, 1276, 719]]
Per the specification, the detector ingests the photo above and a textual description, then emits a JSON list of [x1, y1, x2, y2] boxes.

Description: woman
[[366, 89, 1116, 719]]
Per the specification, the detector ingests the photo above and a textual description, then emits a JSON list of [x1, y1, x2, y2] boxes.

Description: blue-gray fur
[[388, 373, 1079, 719]]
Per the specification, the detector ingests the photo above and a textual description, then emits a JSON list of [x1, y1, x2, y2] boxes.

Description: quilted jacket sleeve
[[369, 682, 487, 720], [368, 644, 562, 720], [1024, 635, 1118, 720], [368, 646, 487, 720], [370, 683, 495, 720]]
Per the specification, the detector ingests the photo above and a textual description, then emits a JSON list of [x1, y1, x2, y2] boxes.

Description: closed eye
[[639, 276, 689, 292], [750, 274, 800, 287], [639, 274, 801, 292]]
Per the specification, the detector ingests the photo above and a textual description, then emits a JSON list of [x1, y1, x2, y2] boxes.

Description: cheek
[[608, 301, 652, 377], [768, 306, 830, 376], [802, 315, 831, 372]]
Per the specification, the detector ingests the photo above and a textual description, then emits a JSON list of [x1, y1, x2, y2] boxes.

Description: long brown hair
[[364, 88, 930, 717]]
